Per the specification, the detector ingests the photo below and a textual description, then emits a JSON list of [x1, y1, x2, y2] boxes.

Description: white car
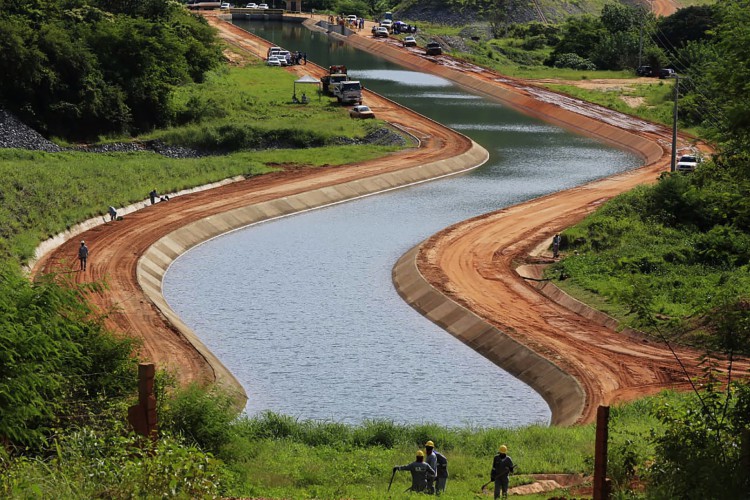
[[676, 154, 701, 173], [403, 35, 417, 47], [349, 105, 375, 119], [379, 19, 393, 30], [258, 3, 269, 8], [346, 15, 357, 23], [220, 2, 231, 9], [276, 50, 291, 65], [266, 56, 282, 66], [373, 26, 389, 38], [246, 2, 257, 7]]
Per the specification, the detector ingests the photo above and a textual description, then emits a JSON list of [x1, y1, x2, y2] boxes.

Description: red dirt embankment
[[34, 13, 745, 424], [32, 16, 477, 394]]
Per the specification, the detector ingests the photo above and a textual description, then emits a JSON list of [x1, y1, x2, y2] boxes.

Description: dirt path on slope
[[651, 0, 680, 17], [33, 17, 473, 389]]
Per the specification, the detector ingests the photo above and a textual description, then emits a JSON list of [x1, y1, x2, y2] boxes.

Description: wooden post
[[593, 405, 610, 500], [127, 363, 158, 439], [742, 428, 750, 491]]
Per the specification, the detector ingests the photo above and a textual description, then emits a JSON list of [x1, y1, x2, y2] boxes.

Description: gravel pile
[[333, 127, 408, 147], [0, 110, 63, 153], [70, 140, 207, 159], [0, 109, 406, 158], [0, 109, 210, 159]]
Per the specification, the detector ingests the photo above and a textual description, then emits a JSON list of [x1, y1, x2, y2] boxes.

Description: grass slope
[[1, 58, 401, 264]]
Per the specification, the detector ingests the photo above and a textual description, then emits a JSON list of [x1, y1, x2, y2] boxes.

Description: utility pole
[[670, 73, 679, 172]]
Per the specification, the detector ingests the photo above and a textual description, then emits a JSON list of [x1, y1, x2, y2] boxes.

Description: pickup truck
[[425, 42, 442, 55]]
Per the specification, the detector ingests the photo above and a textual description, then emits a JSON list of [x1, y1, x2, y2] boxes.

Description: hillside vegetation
[[1, 0, 749, 498]]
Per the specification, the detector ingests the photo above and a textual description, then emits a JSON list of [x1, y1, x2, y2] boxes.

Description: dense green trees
[[0, 265, 137, 447], [0, 0, 221, 141]]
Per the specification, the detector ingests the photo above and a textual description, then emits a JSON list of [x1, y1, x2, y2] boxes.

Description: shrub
[[160, 384, 238, 454], [552, 53, 597, 71], [0, 265, 137, 448]]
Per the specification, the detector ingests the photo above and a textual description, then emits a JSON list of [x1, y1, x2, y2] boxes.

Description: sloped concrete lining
[[137, 140, 490, 403], [392, 246, 585, 426]]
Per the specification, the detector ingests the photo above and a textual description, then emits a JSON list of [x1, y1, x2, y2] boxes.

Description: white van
[[267, 46, 282, 57], [276, 50, 292, 65]]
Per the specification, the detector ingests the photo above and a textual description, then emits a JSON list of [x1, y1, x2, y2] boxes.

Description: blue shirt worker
[[491, 445, 514, 499], [393, 450, 436, 493], [424, 440, 448, 495], [78, 240, 89, 271]]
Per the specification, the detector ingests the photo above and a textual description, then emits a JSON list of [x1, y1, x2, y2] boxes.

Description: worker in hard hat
[[491, 444, 514, 499], [424, 440, 448, 495], [393, 449, 436, 493]]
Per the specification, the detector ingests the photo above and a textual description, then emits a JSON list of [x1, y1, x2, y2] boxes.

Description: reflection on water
[[163, 21, 642, 428]]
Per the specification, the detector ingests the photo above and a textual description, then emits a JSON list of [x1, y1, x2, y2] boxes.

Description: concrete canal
[[163, 21, 641, 427]]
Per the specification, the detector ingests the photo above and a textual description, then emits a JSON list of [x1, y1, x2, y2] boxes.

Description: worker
[[491, 445, 514, 499], [424, 440, 449, 495], [393, 450, 436, 493]]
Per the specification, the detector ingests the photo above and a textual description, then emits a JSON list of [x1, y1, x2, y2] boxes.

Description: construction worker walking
[[393, 450, 436, 493], [491, 444, 514, 499], [424, 440, 448, 495]]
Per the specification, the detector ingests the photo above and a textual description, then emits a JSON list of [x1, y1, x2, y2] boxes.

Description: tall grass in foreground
[[1, 388, 687, 499], [165, 387, 684, 499]]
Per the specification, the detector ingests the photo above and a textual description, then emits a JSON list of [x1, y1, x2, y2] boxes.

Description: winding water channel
[[163, 21, 641, 428]]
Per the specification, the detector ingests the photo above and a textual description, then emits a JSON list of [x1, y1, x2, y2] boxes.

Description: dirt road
[[33, 16, 474, 390], [34, 13, 744, 423]]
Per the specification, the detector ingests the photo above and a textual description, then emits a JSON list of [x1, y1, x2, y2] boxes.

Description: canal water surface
[[163, 21, 641, 427]]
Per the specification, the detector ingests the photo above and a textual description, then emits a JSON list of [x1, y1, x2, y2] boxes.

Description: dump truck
[[320, 65, 349, 95]]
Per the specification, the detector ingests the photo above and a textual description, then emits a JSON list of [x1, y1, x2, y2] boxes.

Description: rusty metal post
[[593, 405, 610, 500], [127, 363, 158, 439]]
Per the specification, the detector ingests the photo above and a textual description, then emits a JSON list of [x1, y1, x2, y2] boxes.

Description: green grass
[[0, 57, 404, 264], [212, 391, 683, 498], [0, 144, 396, 263]]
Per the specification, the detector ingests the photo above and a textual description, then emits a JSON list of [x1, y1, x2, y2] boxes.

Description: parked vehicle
[[321, 65, 349, 95], [334, 81, 363, 105], [379, 19, 393, 31], [258, 3, 269, 8], [220, 2, 231, 9], [349, 105, 374, 119], [346, 15, 357, 23], [425, 41, 442, 55], [266, 56, 282, 66], [246, 2, 258, 7], [373, 26, 389, 38], [277, 50, 292, 65], [403, 35, 417, 47], [659, 68, 676, 79], [676, 154, 701, 173], [636, 65, 654, 77], [383, 11, 393, 20], [267, 46, 282, 57]]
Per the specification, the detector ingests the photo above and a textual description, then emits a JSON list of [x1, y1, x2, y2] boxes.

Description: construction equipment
[[320, 65, 349, 95]]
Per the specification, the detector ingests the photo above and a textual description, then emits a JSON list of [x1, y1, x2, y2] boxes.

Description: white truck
[[333, 81, 363, 105]]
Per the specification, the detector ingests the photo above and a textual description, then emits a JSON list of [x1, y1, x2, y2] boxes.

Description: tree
[[703, 0, 750, 152]]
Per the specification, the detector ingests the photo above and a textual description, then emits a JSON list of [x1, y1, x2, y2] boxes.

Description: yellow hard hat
[[498, 445, 508, 454], [425, 440, 434, 447], [416, 450, 425, 458]]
